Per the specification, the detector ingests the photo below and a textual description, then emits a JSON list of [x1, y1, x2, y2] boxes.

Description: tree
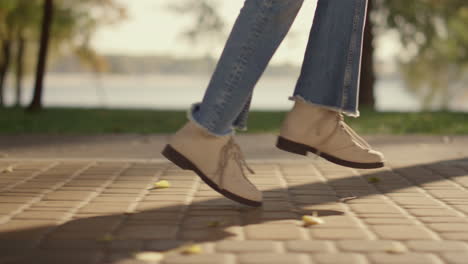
[[26, 0, 126, 111], [359, 0, 376, 108], [0, 0, 17, 107], [376, 0, 468, 109], [27, 0, 54, 112], [167, 0, 226, 57]]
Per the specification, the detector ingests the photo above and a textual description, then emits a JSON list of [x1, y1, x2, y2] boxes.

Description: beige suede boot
[[162, 120, 262, 207], [277, 99, 385, 169]]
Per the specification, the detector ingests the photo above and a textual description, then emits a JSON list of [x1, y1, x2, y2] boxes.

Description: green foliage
[[376, 0, 468, 109], [167, 0, 226, 55], [0, 0, 126, 75], [1, 108, 467, 135]]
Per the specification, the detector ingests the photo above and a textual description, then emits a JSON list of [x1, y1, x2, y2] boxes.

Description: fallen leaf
[[2, 166, 13, 173], [96, 234, 115, 242], [207, 220, 221, 227], [367, 177, 380, 184], [385, 247, 405, 254], [302, 211, 325, 226], [134, 252, 165, 262], [181, 244, 202, 255], [154, 180, 170, 189]]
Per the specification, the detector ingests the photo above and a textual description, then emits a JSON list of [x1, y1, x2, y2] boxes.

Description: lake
[[3, 73, 467, 112]]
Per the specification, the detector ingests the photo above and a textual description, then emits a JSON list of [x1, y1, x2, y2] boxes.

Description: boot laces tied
[[337, 113, 372, 150], [213, 137, 255, 189]]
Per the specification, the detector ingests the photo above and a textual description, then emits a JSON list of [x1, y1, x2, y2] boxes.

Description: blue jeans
[[188, 0, 368, 136]]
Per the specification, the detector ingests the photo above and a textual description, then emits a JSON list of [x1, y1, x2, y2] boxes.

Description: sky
[[92, 0, 401, 66]]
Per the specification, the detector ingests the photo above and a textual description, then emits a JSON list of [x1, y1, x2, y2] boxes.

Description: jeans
[[188, 0, 369, 137]]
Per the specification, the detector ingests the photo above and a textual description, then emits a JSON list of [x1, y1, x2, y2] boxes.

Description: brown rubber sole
[[276, 136, 384, 169], [161, 144, 262, 207]]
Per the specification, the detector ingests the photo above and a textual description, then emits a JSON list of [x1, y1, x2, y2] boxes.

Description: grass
[[1, 107, 467, 135]]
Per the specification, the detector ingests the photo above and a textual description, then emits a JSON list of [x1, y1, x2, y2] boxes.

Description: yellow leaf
[[134, 252, 165, 262], [181, 244, 202, 255], [2, 166, 13, 173], [154, 180, 170, 189], [367, 177, 380, 184], [302, 213, 325, 226], [96, 234, 115, 242]]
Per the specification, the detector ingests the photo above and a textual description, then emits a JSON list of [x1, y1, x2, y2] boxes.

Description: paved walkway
[[1, 135, 468, 264]]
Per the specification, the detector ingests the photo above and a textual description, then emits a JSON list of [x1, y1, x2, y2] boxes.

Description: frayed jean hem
[[186, 103, 237, 137], [288, 95, 360, 118]]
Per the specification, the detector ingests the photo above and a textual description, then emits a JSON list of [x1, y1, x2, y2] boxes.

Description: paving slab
[[0, 134, 468, 263]]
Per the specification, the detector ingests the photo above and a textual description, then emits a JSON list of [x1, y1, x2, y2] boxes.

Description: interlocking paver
[[372, 225, 435, 240], [405, 241, 468, 252], [284, 240, 333, 252], [1, 137, 468, 263], [215, 240, 281, 253], [313, 253, 367, 264], [237, 253, 310, 264], [245, 224, 306, 240], [337, 240, 406, 252]]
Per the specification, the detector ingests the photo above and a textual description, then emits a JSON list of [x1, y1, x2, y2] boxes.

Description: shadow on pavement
[[0, 157, 467, 263]]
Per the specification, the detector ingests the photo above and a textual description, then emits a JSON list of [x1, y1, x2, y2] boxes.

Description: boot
[[276, 99, 384, 169], [162, 120, 262, 207]]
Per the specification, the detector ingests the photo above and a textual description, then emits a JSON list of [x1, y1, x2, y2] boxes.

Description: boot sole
[[161, 144, 262, 207], [276, 136, 384, 169]]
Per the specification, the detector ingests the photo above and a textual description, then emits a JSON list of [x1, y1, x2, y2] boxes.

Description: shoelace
[[337, 113, 372, 150], [213, 137, 255, 189], [316, 113, 371, 151]]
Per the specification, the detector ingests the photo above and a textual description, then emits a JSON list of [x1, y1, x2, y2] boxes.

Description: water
[[3, 73, 466, 112]]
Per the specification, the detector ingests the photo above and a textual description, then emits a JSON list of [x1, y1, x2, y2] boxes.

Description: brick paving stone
[[162, 254, 235, 264], [13, 211, 71, 220], [0, 196, 39, 204], [215, 241, 281, 253], [2, 154, 468, 264], [337, 240, 406, 252], [428, 223, 468, 232], [108, 240, 145, 251], [144, 240, 188, 251], [309, 215, 359, 228], [405, 241, 468, 252], [368, 253, 442, 264], [363, 218, 414, 225], [407, 208, 459, 217], [180, 226, 243, 241], [419, 217, 468, 223], [349, 204, 402, 214], [309, 228, 371, 240], [372, 225, 434, 240], [439, 232, 468, 241], [117, 225, 179, 240], [313, 253, 367, 264], [43, 191, 96, 201], [78, 203, 132, 214], [284, 240, 333, 253], [440, 252, 468, 264], [245, 224, 306, 240], [237, 253, 310, 264], [26, 249, 104, 264]]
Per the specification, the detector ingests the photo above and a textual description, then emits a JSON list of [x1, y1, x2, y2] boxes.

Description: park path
[[1, 134, 468, 263]]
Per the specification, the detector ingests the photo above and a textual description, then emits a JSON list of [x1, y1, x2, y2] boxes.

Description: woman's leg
[[291, 0, 368, 117], [188, 0, 304, 136], [277, 0, 384, 169]]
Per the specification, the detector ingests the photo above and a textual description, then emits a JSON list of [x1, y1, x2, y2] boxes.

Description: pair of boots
[[162, 100, 384, 207]]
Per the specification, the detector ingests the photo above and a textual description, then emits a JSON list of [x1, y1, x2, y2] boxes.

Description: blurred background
[[0, 0, 467, 134]]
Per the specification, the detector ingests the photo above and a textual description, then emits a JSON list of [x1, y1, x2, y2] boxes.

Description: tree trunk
[[15, 33, 26, 107], [27, 0, 54, 112], [0, 39, 13, 108], [359, 0, 376, 109]]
